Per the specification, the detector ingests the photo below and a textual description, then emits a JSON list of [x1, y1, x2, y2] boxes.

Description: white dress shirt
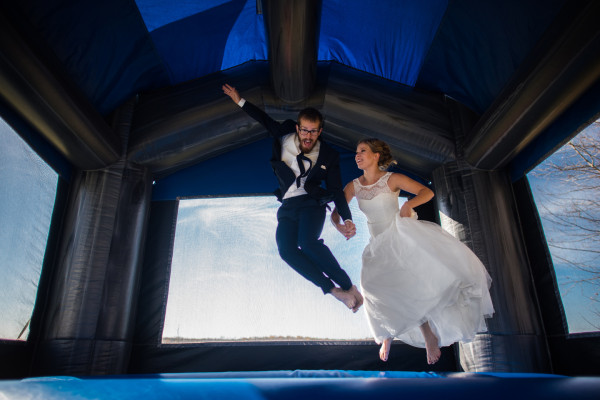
[[238, 97, 320, 200]]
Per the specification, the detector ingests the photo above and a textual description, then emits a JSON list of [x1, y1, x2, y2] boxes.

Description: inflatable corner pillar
[[30, 100, 152, 376], [432, 161, 550, 372], [431, 98, 551, 372]]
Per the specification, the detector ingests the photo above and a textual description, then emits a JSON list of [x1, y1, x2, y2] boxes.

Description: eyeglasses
[[298, 127, 320, 136]]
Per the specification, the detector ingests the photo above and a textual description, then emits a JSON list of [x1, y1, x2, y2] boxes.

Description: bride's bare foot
[[425, 338, 441, 365], [348, 285, 364, 312], [379, 338, 392, 362], [330, 287, 356, 310], [420, 322, 441, 365]]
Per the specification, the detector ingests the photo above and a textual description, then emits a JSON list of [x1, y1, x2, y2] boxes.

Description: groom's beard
[[298, 135, 317, 153]]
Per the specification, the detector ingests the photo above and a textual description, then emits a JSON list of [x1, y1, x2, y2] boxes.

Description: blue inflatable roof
[[15, 0, 564, 116]]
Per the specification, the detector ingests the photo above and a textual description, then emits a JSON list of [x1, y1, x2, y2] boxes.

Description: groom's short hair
[[297, 107, 323, 128]]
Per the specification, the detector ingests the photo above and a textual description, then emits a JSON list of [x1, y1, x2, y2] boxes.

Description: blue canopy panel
[[135, 0, 233, 32], [137, 0, 447, 88], [140, 0, 448, 88], [318, 0, 448, 87], [416, 0, 567, 114], [17, 0, 169, 116], [123, 0, 569, 116], [13, 0, 571, 120], [144, 0, 268, 85]]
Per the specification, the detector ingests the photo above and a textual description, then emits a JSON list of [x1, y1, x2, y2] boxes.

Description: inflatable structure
[[0, 0, 599, 397]]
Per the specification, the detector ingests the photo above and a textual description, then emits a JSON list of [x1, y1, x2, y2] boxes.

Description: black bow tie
[[296, 152, 313, 188]]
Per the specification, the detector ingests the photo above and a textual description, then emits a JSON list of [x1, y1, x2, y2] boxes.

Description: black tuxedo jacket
[[241, 101, 352, 222]]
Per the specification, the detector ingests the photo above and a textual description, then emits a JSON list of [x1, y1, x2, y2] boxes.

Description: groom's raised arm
[[222, 84, 295, 139]]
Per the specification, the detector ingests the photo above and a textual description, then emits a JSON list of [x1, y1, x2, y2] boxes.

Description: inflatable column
[[31, 101, 152, 375], [431, 100, 551, 372]]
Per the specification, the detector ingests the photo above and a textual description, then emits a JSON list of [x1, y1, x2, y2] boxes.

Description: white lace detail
[[354, 172, 394, 200]]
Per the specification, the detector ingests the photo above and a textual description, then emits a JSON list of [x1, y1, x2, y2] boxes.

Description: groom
[[222, 84, 363, 312]]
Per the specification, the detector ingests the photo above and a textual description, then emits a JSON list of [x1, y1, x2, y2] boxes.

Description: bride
[[332, 138, 494, 364]]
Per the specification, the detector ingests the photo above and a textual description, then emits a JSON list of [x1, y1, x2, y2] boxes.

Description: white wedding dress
[[355, 172, 494, 348]]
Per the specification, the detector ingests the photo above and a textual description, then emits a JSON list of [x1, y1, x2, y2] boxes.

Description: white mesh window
[[162, 196, 376, 342], [527, 119, 600, 334], [0, 118, 58, 340]]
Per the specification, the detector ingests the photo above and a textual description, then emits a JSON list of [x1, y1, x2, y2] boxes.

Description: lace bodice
[[354, 172, 395, 200], [354, 172, 401, 237]]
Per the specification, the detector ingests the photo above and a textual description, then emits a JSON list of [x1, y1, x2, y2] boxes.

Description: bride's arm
[[388, 173, 434, 218]]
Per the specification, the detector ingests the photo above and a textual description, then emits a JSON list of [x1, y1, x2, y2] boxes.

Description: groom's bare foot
[[330, 287, 356, 310], [348, 285, 364, 312], [379, 338, 392, 362]]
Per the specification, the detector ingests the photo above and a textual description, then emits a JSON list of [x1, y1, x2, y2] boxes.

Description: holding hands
[[331, 212, 356, 240], [339, 219, 357, 240]]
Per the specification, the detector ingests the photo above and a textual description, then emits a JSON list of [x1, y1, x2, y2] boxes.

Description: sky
[[0, 118, 57, 340], [163, 196, 374, 341], [527, 120, 600, 333]]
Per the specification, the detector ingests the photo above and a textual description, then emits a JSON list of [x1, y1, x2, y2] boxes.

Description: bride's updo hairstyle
[[358, 138, 398, 171]]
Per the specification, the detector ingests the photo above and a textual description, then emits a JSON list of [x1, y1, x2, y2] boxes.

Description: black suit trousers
[[275, 195, 353, 294]]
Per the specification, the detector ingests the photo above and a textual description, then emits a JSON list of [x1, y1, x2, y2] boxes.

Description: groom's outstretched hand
[[222, 83, 241, 104]]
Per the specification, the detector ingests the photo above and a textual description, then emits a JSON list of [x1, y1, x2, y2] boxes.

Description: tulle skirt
[[360, 214, 494, 348]]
